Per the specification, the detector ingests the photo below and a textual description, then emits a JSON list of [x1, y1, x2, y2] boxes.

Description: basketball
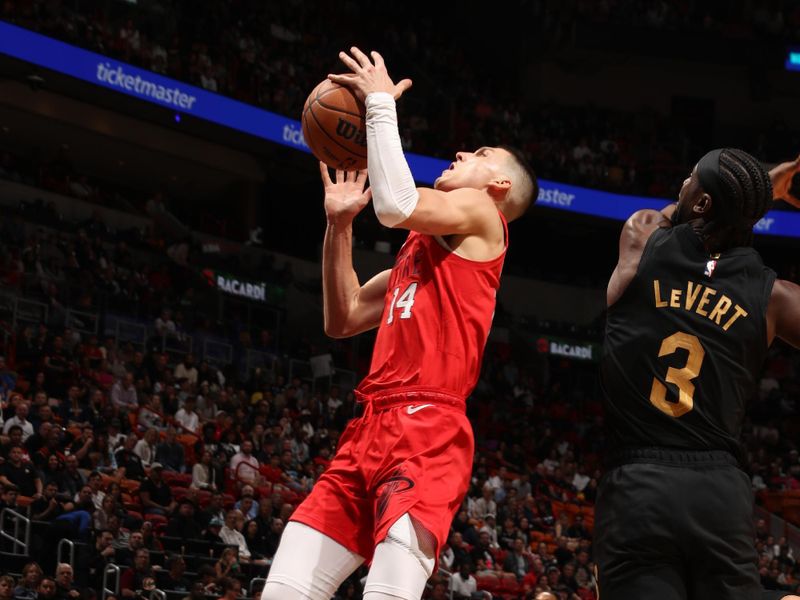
[[301, 79, 367, 171]]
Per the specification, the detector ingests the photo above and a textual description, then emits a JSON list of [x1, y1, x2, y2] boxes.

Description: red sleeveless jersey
[[356, 215, 508, 402]]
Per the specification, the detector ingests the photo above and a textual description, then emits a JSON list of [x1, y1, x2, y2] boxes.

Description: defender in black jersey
[[597, 148, 800, 600]]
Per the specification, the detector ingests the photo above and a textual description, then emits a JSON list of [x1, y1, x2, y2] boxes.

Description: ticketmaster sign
[[1, 21, 798, 238]]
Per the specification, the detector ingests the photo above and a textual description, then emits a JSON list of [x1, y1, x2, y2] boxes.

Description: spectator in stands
[[241, 518, 263, 560], [191, 449, 217, 491], [87, 471, 105, 510], [85, 529, 116, 591], [0, 357, 17, 402], [13, 563, 42, 600], [471, 485, 497, 521], [107, 418, 125, 450], [0, 576, 13, 600], [3, 402, 33, 441], [204, 516, 225, 546], [30, 481, 71, 521], [174, 397, 199, 434], [59, 385, 90, 426], [219, 509, 249, 558], [155, 426, 184, 472], [138, 463, 175, 516], [165, 499, 202, 539], [119, 549, 154, 599], [479, 513, 499, 548], [111, 373, 137, 413], [157, 555, 189, 593], [114, 434, 145, 480], [214, 547, 241, 580], [0, 444, 41, 498], [53, 564, 79, 600], [59, 454, 85, 499], [0, 425, 26, 462], [230, 439, 259, 485], [218, 578, 241, 600], [450, 562, 483, 599], [133, 428, 158, 467], [174, 354, 197, 386], [93, 493, 118, 531], [115, 530, 144, 567], [36, 579, 56, 600], [505, 537, 535, 580], [263, 517, 284, 559], [87, 433, 116, 474], [198, 491, 225, 528], [24, 422, 51, 457], [136, 396, 164, 432]]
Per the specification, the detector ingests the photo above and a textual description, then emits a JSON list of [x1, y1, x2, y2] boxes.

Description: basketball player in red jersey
[[261, 48, 537, 600]]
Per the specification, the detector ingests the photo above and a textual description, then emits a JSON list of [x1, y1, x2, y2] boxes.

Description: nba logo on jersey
[[704, 259, 718, 278]]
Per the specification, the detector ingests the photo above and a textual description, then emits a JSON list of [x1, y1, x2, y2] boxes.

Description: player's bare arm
[[320, 163, 390, 338], [329, 47, 504, 257], [769, 154, 800, 208], [767, 278, 800, 349], [607, 205, 674, 306]]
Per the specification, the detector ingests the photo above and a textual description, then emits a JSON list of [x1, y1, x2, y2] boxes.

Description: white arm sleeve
[[365, 92, 420, 227]]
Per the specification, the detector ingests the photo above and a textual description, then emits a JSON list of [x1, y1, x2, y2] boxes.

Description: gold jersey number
[[649, 332, 705, 417]]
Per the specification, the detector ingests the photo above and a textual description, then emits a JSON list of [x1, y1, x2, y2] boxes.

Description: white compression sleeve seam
[[365, 92, 419, 228]]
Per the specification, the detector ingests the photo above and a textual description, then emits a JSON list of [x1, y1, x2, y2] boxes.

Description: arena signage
[[202, 269, 267, 302], [536, 336, 600, 361], [1, 21, 798, 238]]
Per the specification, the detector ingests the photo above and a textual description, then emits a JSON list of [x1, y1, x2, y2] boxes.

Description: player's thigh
[[597, 561, 688, 600], [686, 467, 760, 600], [262, 521, 364, 600], [363, 514, 435, 600], [595, 463, 688, 600]]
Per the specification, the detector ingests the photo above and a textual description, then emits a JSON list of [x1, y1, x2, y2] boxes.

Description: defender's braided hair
[[699, 148, 772, 252]]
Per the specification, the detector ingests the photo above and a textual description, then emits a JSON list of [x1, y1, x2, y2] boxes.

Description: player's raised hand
[[328, 47, 412, 102], [769, 153, 800, 208], [320, 162, 372, 225]]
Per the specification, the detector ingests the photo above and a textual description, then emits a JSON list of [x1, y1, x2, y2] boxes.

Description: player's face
[[434, 147, 512, 192]]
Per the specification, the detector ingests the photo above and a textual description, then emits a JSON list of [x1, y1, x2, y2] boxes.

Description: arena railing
[[102, 563, 121, 599], [57, 537, 75, 568], [0, 508, 31, 555]]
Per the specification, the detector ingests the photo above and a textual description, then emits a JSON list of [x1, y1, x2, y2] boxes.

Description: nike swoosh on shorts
[[406, 404, 434, 415]]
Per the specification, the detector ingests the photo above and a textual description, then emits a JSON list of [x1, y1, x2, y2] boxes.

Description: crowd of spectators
[[0, 305, 795, 598], [4, 1, 800, 202]]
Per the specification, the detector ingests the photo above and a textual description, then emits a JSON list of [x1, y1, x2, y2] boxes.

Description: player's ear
[[694, 192, 712, 216], [488, 177, 512, 197]]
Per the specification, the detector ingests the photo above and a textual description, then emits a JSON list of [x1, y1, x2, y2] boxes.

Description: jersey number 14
[[386, 282, 418, 324]]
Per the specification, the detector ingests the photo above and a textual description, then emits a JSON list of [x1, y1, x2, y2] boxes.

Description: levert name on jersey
[[652, 279, 748, 331]]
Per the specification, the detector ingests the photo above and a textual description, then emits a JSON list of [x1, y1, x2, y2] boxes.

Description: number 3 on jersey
[[649, 332, 705, 418], [386, 282, 418, 324]]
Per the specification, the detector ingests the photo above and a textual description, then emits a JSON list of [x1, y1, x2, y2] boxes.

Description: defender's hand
[[328, 47, 412, 102], [769, 154, 800, 207], [320, 163, 372, 226]]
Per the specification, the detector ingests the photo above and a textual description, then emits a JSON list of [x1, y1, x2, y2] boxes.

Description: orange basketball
[[301, 79, 367, 171]]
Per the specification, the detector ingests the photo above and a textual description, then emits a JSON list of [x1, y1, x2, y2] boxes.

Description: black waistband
[[604, 447, 740, 469]]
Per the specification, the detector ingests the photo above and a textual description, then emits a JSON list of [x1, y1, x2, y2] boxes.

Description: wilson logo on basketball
[[335, 118, 366, 147]]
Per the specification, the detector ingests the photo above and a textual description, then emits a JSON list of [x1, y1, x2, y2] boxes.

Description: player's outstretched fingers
[[328, 73, 359, 86], [319, 162, 333, 186], [338, 51, 362, 72], [350, 46, 372, 68]]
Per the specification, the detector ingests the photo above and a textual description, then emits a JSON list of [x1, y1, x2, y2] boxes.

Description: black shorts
[[595, 447, 759, 600]]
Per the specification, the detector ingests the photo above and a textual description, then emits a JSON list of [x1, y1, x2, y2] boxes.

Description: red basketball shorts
[[290, 392, 474, 564]]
